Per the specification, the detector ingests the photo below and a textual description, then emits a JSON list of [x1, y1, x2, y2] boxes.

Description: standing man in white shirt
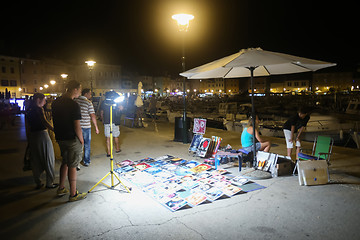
[[75, 88, 99, 167]]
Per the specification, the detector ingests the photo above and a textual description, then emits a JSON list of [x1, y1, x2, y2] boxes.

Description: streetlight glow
[[85, 60, 96, 68], [60, 74, 68, 79], [50, 80, 56, 85], [172, 13, 194, 31]]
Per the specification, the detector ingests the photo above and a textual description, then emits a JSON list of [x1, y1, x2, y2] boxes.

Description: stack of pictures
[[114, 155, 265, 212]]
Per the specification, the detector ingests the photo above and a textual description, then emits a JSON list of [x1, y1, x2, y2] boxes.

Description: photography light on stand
[[88, 90, 131, 194]]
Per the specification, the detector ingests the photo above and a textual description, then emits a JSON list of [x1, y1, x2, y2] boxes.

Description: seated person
[[241, 115, 271, 153]]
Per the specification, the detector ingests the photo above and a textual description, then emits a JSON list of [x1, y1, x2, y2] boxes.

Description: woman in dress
[[26, 93, 57, 189]]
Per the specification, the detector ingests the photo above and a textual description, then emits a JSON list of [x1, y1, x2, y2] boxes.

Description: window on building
[[1, 80, 9, 86], [287, 82, 292, 87], [294, 82, 299, 86], [10, 67, 15, 73], [10, 80, 17, 86], [1, 66, 6, 73]]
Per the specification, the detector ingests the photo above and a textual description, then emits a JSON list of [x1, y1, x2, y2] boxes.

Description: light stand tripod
[[88, 101, 131, 194]]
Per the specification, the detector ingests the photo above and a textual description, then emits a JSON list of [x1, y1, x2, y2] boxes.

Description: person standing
[[52, 80, 87, 202], [75, 88, 99, 167], [26, 93, 57, 189], [283, 107, 310, 160]]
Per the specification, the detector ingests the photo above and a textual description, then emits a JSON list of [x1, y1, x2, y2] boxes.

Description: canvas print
[[116, 165, 134, 174], [184, 192, 208, 207], [203, 187, 224, 201], [131, 176, 156, 188], [161, 164, 178, 172], [176, 189, 193, 199], [197, 182, 213, 192], [174, 167, 193, 176], [134, 162, 152, 171], [170, 158, 185, 163], [150, 160, 168, 167], [144, 167, 163, 175], [163, 196, 188, 212], [154, 155, 174, 161], [190, 163, 212, 174], [197, 138, 211, 157], [231, 176, 250, 186], [193, 118, 207, 134], [172, 159, 188, 166], [197, 172, 212, 179], [116, 160, 134, 168], [222, 184, 242, 197], [139, 157, 154, 163], [189, 134, 203, 152], [153, 171, 175, 182], [210, 169, 228, 176], [211, 136, 222, 157], [179, 174, 199, 189], [184, 160, 201, 169]]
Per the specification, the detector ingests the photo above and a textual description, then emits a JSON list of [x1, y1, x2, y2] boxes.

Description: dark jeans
[[82, 128, 91, 164]]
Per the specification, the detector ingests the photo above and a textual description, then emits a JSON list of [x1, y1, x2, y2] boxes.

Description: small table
[[214, 151, 245, 171]]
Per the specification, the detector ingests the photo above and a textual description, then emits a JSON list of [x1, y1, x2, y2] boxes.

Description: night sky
[[1, 0, 358, 76]]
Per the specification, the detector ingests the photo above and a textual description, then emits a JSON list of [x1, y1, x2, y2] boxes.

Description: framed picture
[[193, 118, 207, 134]]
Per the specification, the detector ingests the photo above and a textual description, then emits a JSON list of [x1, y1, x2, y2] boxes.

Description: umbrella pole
[[181, 31, 188, 143], [248, 67, 257, 168]]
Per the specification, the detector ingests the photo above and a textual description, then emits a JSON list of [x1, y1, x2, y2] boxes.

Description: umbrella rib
[[263, 65, 271, 75], [223, 67, 233, 78], [291, 62, 314, 72]]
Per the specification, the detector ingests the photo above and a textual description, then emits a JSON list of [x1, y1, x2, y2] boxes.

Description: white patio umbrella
[[135, 81, 143, 107], [180, 47, 336, 165]]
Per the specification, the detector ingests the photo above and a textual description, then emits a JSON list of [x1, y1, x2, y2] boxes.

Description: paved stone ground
[[1, 115, 360, 240]]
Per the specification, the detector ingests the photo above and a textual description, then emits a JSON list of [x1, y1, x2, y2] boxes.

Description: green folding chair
[[293, 136, 334, 175]]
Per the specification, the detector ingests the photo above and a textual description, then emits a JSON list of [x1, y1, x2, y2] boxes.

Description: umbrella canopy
[[180, 47, 336, 166], [180, 47, 336, 79]]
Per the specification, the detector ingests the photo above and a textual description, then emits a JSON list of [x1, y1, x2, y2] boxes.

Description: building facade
[[0, 55, 21, 98]]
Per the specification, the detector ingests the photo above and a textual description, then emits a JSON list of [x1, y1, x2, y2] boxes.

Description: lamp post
[[60, 73, 68, 93], [85, 60, 96, 95], [172, 13, 194, 144]]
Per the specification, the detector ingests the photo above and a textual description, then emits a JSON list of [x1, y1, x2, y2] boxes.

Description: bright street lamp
[[60, 73, 68, 79], [172, 14, 194, 32], [85, 60, 96, 69], [172, 13, 194, 143]]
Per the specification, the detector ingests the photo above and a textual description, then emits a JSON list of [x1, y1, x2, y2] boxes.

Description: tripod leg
[[114, 173, 132, 193], [88, 172, 111, 193]]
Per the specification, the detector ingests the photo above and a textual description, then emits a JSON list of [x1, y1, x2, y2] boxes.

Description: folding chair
[[293, 136, 334, 175]]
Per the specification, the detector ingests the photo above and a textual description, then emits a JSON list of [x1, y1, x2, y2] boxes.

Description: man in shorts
[[283, 107, 310, 160], [100, 99, 123, 156], [52, 80, 87, 202]]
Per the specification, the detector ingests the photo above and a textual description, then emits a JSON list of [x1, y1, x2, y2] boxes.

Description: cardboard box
[[276, 162, 293, 176], [275, 155, 293, 176], [298, 160, 329, 186]]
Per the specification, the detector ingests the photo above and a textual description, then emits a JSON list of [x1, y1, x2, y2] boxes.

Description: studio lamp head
[[104, 90, 123, 106]]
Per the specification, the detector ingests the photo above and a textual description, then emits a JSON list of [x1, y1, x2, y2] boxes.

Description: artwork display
[[115, 156, 266, 212], [189, 134, 203, 153], [189, 134, 222, 158], [197, 138, 212, 157], [193, 118, 207, 135]]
